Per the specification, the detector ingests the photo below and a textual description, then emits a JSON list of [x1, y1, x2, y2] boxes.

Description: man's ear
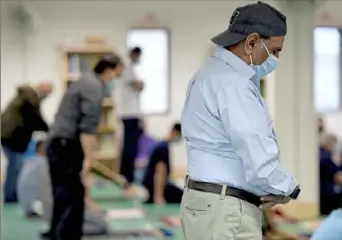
[[245, 33, 260, 55]]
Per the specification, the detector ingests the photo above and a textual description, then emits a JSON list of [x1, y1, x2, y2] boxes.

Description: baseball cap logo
[[229, 11, 240, 26]]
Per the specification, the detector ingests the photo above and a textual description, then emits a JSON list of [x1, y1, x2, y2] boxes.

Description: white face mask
[[106, 81, 115, 92], [250, 40, 279, 78]]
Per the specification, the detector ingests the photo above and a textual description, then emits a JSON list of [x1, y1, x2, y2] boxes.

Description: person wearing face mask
[[142, 123, 183, 204], [180, 2, 300, 239], [1, 81, 52, 203], [41, 55, 123, 240]]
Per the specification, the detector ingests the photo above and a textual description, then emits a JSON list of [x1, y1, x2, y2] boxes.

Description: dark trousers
[[320, 194, 342, 215], [120, 118, 141, 184], [42, 138, 85, 240], [145, 182, 183, 204]]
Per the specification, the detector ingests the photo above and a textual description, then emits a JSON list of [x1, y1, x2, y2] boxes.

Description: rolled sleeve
[[218, 86, 298, 196], [79, 81, 102, 134]]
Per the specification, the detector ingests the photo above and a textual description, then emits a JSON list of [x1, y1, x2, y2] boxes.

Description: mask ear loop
[[249, 55, 253, 65], [260, 40, 270, 56]]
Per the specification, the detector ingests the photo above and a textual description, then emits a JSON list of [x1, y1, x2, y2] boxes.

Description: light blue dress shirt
[[181, 46, 298, 196], [311, 209, 342, 240]]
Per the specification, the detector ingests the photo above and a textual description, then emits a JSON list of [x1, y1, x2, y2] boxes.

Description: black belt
[[186, 177, 261, 207]]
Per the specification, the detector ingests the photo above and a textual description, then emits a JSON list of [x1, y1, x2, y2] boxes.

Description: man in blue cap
[[180, 2, 300, 239]]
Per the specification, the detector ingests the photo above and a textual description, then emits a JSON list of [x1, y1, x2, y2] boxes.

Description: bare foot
[[123, 187, 136, 199]]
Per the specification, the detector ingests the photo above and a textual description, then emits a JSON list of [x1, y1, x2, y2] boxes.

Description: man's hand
[[332, 151, 341, 166], [259, 195, 291, 209], [86, 196, 100, 212]]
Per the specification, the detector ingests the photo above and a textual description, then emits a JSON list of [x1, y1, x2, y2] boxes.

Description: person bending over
[[142, 123, 183, 204], [42, 55, 123, 240], [1, 82, 52, 203]]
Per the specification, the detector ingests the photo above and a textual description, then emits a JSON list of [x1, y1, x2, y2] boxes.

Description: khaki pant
[[180, 188, 263, 240]]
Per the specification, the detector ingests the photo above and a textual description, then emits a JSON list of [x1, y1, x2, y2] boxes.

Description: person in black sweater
[[1, 82, 52, 203], [320, 133, 342, 215], [142, 123, 183, 204]]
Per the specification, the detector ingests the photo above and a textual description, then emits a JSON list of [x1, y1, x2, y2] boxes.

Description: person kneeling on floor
[[17, 140, 108, 235], [142, 123, 183, 204]]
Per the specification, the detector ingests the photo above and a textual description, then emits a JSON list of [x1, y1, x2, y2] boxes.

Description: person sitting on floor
[[17, 140, 108, 235], [142, 122, 183, 204], [17, 140, 47, 217], [311, 208, 342, 240], [134, 120, 158, 184], [319, 133, 342, 215]]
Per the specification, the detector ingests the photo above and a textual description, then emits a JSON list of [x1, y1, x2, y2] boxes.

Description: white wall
[[1, 2, 26, 108]]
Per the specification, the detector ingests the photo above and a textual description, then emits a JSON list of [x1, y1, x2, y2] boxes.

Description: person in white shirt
[[117, 47, 144, 193]]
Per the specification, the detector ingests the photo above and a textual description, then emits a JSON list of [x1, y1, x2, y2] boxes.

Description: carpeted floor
[[2, 180, 183, 240]]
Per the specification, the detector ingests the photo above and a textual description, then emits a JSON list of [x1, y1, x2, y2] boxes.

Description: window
[[126, 28, 170, 115], [314, 27, 341, 112]]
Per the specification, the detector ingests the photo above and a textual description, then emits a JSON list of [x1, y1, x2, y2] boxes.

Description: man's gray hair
[[320, 133, 338, 146]]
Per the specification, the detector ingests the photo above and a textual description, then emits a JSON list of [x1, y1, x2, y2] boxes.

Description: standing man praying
[[118, 47, 144, 195], [180, 2, 300, 239], [41, 55, 123, 240]]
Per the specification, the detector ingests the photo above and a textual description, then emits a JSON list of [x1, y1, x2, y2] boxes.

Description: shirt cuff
[[285, 177, 299, 197]]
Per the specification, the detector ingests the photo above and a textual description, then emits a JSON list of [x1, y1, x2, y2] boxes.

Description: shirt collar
[[212, 46, 256, 80], [250, 75, 261, 91]]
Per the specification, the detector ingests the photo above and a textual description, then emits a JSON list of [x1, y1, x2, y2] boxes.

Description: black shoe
[[26, 211, 40, 219], [40, 231, 52, 240]]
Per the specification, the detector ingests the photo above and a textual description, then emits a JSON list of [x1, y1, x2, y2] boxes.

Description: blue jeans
[[2, 145, 24, 203]]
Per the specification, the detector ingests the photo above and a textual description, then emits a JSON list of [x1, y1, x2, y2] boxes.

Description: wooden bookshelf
[[61, 41, 119, 173]]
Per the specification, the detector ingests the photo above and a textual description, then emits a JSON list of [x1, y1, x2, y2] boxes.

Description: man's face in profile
[[245, 34, 284, 65]]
